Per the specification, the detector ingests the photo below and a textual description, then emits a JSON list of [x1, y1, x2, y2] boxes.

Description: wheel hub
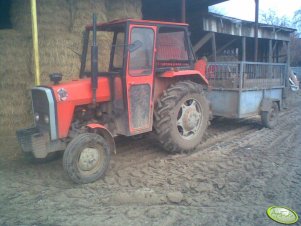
[[78, 148, 100, 171], [182, 108, 200, 131], [177, 98, 203, 140]]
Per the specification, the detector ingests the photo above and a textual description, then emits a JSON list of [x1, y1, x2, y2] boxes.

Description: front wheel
[[154, 81, 209, 153], [63, 133, 111, 184]]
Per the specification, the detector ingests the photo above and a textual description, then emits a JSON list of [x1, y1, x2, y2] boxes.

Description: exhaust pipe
[[91, 13, 98, 107]]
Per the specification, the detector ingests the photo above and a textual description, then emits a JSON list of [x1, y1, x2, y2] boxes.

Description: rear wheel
[[63, 133, 111, 184], [154, 81, 209, 153], [261, 102, 279, 129]]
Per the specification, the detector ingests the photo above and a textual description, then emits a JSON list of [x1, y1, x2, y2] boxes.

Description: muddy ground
[[1, 94, 301, 226]]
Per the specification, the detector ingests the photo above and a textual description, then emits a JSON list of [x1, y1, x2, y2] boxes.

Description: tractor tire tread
[[154, 80, 209, 154]]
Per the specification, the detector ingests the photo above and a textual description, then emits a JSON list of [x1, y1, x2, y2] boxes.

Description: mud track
[[1, 94, 301, 226]]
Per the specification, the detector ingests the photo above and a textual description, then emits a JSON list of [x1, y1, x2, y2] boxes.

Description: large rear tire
[[154, 81, 209, 153], [63, 133, 111, 184]]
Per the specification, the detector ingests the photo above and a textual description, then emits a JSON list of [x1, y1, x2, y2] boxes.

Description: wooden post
[[287, 41, 290, 66], [211, 32, 217, 62], [242, 37, 246, 61], [181, 0, 186, 23], [268, 39, 273, 63], [254, 0, 259, 62], [31, 0, 40, 85]]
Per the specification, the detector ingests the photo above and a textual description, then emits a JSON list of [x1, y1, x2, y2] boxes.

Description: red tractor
[[17, 15, 209, 184]]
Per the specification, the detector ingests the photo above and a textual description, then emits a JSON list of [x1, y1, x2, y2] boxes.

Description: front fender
[[86, 124, 116, 154]]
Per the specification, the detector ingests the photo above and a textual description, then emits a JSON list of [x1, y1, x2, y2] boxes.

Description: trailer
[[206, 61, 287, 128]]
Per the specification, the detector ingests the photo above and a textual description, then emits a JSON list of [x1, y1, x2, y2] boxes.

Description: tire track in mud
[[1, 96, 301, 225], [100, 98, 301, 211], [102, 118, 262, 191]]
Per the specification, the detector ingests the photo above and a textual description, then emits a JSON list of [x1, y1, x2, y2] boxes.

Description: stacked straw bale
[[70, 0, 108, 33], [0, 0, 142, 136], [105, 0, 142, 21], [0, 30, 33, 136]]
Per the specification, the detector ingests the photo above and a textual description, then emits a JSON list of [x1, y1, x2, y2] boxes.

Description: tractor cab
[[80, 19, 198, 136]]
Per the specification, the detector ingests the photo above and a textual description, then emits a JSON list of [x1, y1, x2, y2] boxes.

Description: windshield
[[81, 29, 125, 75]]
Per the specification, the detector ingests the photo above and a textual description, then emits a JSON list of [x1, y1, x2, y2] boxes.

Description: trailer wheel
[[261, 102, 279, 129], [63, 133, 111, 184], [154, 81, 209, 153]]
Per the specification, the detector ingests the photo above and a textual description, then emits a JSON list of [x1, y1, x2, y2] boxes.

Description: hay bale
[[11, 0, 142, 34], [0, 30, 33, 136], [105, 0, 142, 21], [38, 32, 82, 83], [36, 0, 70, 33], [1, 0, 142, 136], [70, 0, 108, 33], [10, 0, 31, 34], [11, 0, 70, 34]]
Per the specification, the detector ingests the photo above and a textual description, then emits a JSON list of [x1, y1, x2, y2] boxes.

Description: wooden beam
[[193, 32, 213, 53]]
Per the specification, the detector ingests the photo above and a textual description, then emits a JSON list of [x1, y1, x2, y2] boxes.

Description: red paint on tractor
[[50, 77, 112, 138]]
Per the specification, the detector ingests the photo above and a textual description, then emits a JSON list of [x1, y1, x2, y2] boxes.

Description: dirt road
[[1, 95, 301, 226]]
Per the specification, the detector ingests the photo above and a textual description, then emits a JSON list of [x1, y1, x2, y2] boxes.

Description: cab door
[[126, 25, 157, 135]]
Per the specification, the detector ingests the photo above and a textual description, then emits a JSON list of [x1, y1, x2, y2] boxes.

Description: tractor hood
[[48, 77, 111, 105]]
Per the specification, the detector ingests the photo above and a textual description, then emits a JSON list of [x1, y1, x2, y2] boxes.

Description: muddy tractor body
[[17, 15, 210, 183]]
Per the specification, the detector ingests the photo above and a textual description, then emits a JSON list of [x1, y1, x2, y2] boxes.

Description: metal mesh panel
[[206, 62, 286, 90]]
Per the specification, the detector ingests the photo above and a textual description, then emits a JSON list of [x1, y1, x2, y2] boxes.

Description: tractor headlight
[[44, 115, 50, 124], [34, 113, 40, 122]]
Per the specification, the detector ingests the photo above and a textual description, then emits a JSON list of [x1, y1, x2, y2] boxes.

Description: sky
[[210, 0, 301, 22]]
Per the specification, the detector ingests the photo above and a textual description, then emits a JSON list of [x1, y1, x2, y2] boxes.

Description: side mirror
[[129, 40, 143, 53]]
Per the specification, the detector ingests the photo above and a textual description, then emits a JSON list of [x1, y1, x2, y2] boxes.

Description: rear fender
[[159, 69, 208, 86], [86, 124, 116, 154]]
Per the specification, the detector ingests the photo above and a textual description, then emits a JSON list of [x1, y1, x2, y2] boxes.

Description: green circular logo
[[267, 206, 299, 224]]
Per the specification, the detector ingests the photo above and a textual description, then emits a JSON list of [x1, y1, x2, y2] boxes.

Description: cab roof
[[86, 18, 188, 30]]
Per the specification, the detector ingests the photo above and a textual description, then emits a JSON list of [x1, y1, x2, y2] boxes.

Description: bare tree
[[291, 9, 301, 66], [260, 9, 301, 66], [260, 9, 291, 27], [290, 33, 301, 66], [293, 9, 301, 34]]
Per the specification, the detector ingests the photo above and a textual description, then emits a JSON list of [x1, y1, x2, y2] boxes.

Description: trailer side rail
[[206, 61, 286, 90]]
